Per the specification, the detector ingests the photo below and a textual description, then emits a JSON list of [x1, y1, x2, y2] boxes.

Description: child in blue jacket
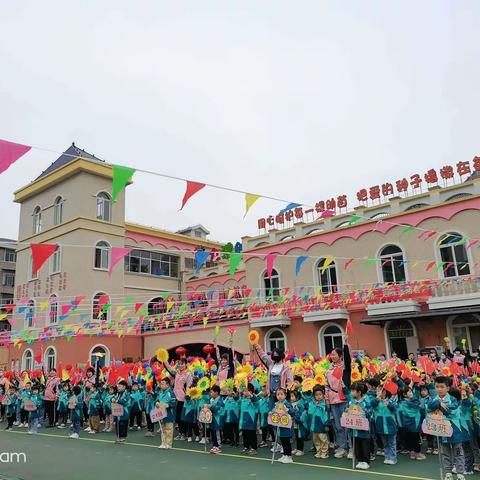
[[69, 385, 84, 439], [271, 387, 295, 465], [370, 388, 398, 465], [208, 385, 224, 454], [4, 386, 18, 431], [307, 385, 330, 459], [289, 389, 307, 456], [156, 377, 177, 449], [87, 384, 102, 434], [223, 387, 240, 447], [258, 385, 273, 448], [398, 386, 425, 460], [27, 384, 43, 434], [57, 382, 71, 428], [239, 383, 259, 455], [129, 382, 144, 431]]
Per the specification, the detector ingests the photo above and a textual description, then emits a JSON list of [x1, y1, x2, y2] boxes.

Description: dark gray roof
[[35, 143, 104, 180]]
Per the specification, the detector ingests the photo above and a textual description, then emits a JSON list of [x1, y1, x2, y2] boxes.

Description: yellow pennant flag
[[244, 193, 261, 218], [203, 317, 208, 328], [0, 313, 8, 321], [166, 301, 175, 313], [39, 301, 49, 312], [321, 257, 334, 274]]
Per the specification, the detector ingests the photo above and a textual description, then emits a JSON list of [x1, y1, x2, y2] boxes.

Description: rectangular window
[[28, 255, 38, 281], [184, 257, 194, 270], [124, 249, 180, 278], [50, 248, 61, 274], [4, 249, 16, 262], [2, 271, 15, 287]]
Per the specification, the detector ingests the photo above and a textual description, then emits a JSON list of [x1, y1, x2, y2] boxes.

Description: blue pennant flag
[[295, 256, 308, 276]]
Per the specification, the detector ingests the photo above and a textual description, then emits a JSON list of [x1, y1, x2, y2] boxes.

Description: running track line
[[4, 431, 435, 480]]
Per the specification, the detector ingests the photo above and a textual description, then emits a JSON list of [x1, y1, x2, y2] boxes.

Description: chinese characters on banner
[[257, 157, 480, 232]]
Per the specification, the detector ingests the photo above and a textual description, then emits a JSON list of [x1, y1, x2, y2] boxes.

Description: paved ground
[[0, 428, 441, 480]]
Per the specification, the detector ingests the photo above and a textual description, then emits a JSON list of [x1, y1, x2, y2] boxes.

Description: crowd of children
[[1, 340, 480, 480]]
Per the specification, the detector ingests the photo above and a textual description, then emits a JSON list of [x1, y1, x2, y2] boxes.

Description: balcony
[[428, 277, 480, 310], [303, 308, 349, 323], [250, 314, 291, 328], [367, 299, 421, 316]]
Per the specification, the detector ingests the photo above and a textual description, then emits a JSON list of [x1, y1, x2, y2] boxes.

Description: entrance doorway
[[386, 319, 418, 359], [448, 314, 480, 352]]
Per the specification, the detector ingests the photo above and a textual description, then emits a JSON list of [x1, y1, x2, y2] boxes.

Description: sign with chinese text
[[257, 157, 480, 231], [199, 407, 212, 424], [150, 407, 167, 423], [422, 412, 453, 437], [340, 405, 369, 431]]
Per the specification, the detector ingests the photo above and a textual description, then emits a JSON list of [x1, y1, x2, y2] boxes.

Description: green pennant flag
[[124, 295, 134, 305], [229, 252, 243, 277], [112, 165, 136, 203], [348, 215, 362, 226], [362, 258, 378, 268], [399, 225, 415, 237], [161, 292, 171, 300]]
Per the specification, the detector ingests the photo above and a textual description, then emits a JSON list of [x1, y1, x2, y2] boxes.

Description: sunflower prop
[[197, 377, 210, 391], [187, 386, 202, 400], [248, 329, 260, 345], [155, 348, 169, 363], [302, 378, 316, 392]]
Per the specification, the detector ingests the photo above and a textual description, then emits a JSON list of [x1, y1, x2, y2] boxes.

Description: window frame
[[96, 192, 112, 222], [44, 346, 57, 371], [4, 249, 16, 263], [47, 294, 59, 325], [22, 349, 34, 371], [124, 249, 180, 279], [53, 196, 64, 225], [378, 244, 407, 284], [262, 268, 280, 299], [32, 206, 42, 234], [316, 258, 338, 294], [49, 246, 62, 275], [438, 233, 471, 278], [264, 327, 287, 353], [94, 241, 111, 271]]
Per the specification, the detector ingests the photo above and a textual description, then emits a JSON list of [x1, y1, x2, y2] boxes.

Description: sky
[[1, 1, 479, 243]]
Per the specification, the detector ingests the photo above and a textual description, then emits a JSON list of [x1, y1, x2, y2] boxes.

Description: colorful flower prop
[[187, 386, 202, 400], [155, 348, 169, 363], [302, 378, 316, 392], [197, 376, 210, 391], [248, 329, 260, 345]]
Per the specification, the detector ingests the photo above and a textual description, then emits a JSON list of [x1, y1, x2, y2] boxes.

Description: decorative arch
[[446, 314, 480, 352], [383, 319, 418, 359], [44, 346, 57, 371]]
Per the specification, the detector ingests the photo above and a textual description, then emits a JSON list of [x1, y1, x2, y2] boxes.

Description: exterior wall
[[0, 243, 16, 302], [9, 336, 143, 369], [17, 171, 125, 241], [143, 321, 251, 359], [245, 206, 480, 295]]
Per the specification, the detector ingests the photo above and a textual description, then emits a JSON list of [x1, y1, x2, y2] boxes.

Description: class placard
[[150, 407, 166, 423], [199, 408, 212, 424], [421, 412, 453, 437], [112, 404, 125, 417], [23, 399, 37, 412], [268, 405, 292, 429], [340, 406, 369, 431]]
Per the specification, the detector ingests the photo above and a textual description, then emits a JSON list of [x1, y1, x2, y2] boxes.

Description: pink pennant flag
[[108, 247, 132, 277], [266, 253, 278, 278], [0, 139, 31, 174], [320, 210, 335, 218]]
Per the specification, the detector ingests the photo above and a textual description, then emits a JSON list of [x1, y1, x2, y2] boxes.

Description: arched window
[[438, 233, 470, 277], [89, 345, 110, 368], [22, 349, 33, 371], [265, 328, 287, 353], [96, 192, 111, 221], [33, 206, 42, 234], [53, 196, 64, 225], [379, 245, 406, 283], [316, 259, 338, 293], [94, 241, 110, 270], [26, 300, 35, 328], [44, 347, 57, 371], [319, 323, 344, 357], [93, 292, 110, 321], [263, 269, 280, 299], [48, 294, 58, 325], [148, 297, 166, 315], [50, 246, 61, 274]]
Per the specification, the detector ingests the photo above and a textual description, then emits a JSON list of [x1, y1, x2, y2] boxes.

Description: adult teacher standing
[[325, 335, 351, 459]]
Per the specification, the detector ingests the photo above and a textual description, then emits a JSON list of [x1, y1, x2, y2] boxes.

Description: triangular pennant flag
[[244, 193, 261, 217], [108, 247, 132, 276], [348, 215, 362, 226], [266, 253, 277, 278], [229, 252, 243, 277], [195, 250, 211, 273], [179, 180, 206, 210], [30, 244, 58, 274], [399, 225, 415, 237], [344, 258, 355, 270], [0, 139, 31, 175], [320, 210, 335, 218], [112, 165, 136, 203], [321, 257, 334, 274], [426, 261, 436, 271], [279, 203, 301, 215], [295, 256, 308, 276]]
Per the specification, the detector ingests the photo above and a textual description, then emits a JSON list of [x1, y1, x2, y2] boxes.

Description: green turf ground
[[0, 429, 441, 480]]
